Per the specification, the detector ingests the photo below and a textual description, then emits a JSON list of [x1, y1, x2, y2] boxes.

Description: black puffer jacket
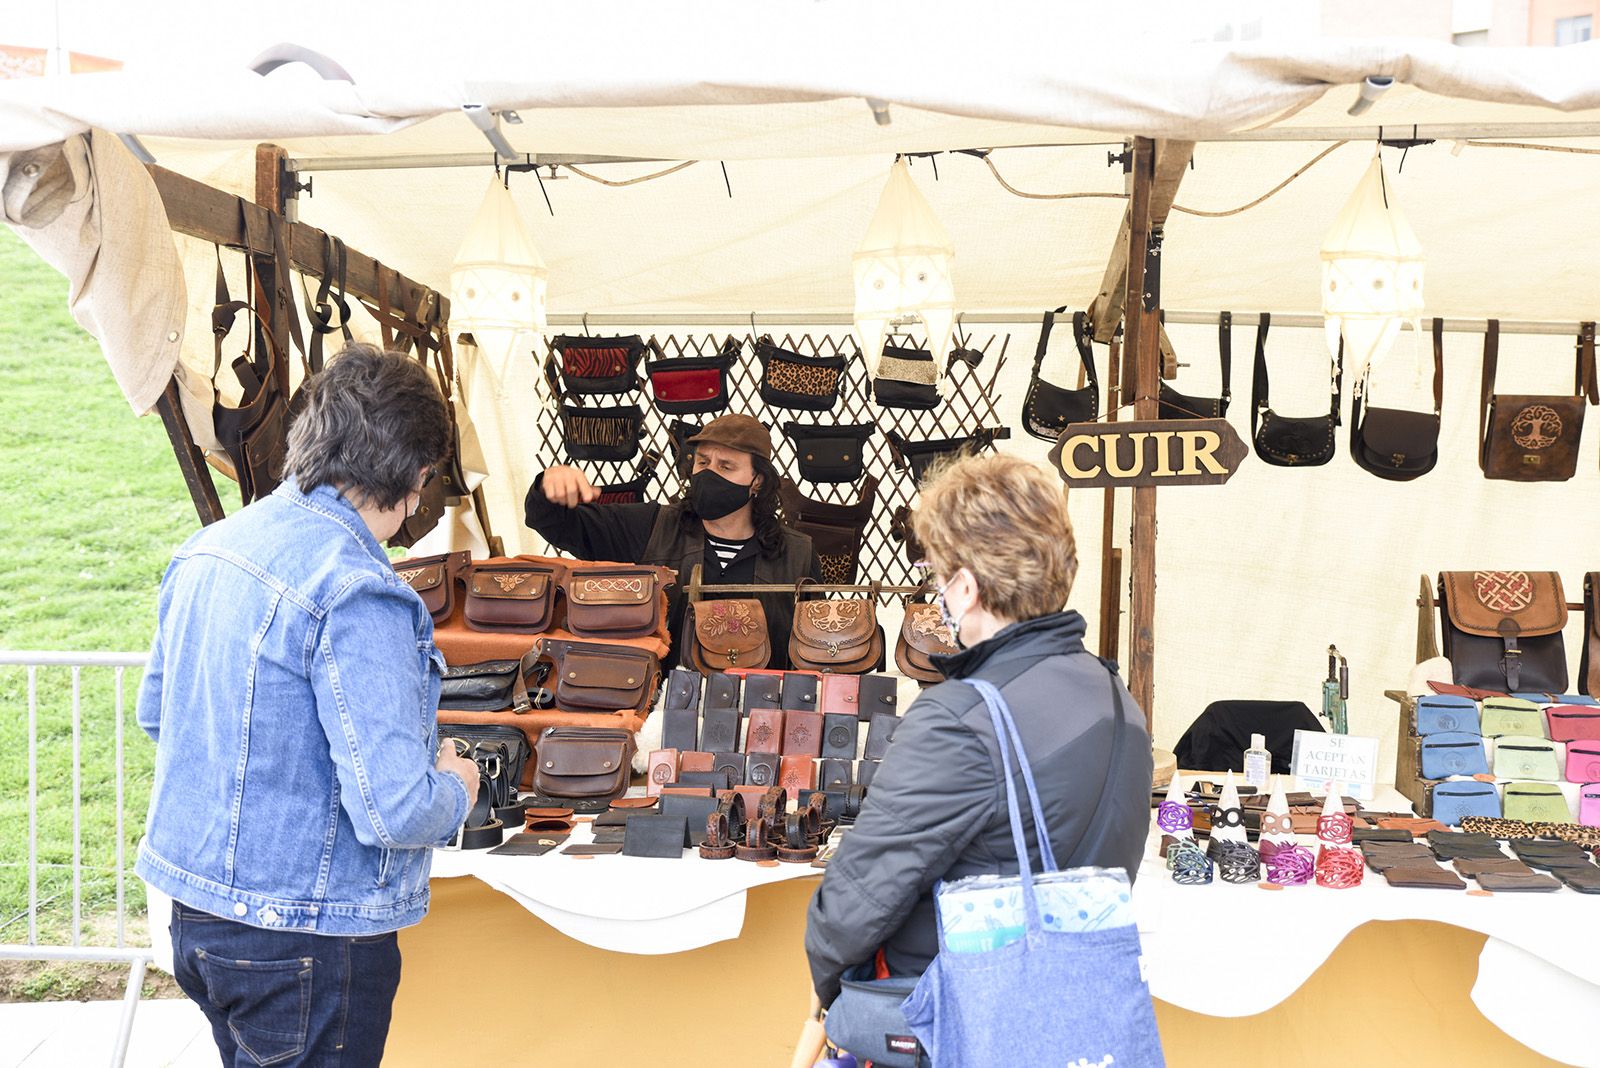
[[804, 610, 1153, 1006]]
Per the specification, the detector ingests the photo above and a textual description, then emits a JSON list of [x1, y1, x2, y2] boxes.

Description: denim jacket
[[135, 480, 468, 935]]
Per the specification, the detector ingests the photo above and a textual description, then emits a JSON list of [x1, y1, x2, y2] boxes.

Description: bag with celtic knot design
[[1436, 570, 1568, 694], [563, 565, 674, 640]]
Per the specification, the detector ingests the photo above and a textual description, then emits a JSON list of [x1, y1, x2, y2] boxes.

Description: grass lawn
[[0, 225, 214, 996]]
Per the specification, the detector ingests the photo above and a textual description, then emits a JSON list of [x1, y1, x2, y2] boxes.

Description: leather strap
[[1578, 321, 1598, 404], [1430, 317, 1445, 414], [1031, 306, 1098, 391], [1218, 311, 1233, 406], [1251, 312, 1271, 440], [1481, 319, 1499, 456], [300, 233, 352, 375]]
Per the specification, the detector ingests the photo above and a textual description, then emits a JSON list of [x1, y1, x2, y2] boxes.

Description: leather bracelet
[[735, 819, 777, 862], [802, 794, 826, 840], [776, 843, 819, 863], [715, 791, 748, 842], [699, 811, 736, 860], [843, 785, 866, 822], [784, 810, 810, 850], [1170, 843, 1213, 885], [757, 785, 787, 832]]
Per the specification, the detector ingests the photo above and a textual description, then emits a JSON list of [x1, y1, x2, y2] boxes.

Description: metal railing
[[0, 651, 152, 1068]]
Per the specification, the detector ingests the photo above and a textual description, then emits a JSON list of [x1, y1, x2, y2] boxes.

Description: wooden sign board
[[1047, 418, 1248, 489]]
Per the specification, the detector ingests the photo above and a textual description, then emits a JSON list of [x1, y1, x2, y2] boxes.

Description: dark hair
[[679, 453, 786, 558], [283, 343, 449, 510]]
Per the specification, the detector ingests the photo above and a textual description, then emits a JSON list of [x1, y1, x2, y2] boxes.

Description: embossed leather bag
[[687, 598, 771, 672], [392, 550, 470, 624], [757, 336, 846, 411], [779, 476, 878, 585], [539, 638, 660, 715], [463, 560, 566, 633], [1251, 312, 1343, 467], [1437, 570, 1568, 693], [562, 565, 672, 639], [1479, 319, 1595, 482], [532, 726, 636, 801], [1350, 317, 1444, 481], [789, 585, 884, 674], [1021, 308, 1098, 441], [894, 601, 958, 683], [548, 334, 645, 396]]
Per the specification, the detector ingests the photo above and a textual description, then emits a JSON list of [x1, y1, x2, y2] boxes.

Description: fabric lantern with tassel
[[1320, 152, 1424, 379], [450, 175, 548, 354], [852, 158, 956, 376]]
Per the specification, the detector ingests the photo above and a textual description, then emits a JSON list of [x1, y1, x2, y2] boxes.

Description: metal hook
[[720, 161, 733, 199], [582, 313, 591, 337], [749, 311, 758, 341], [533, 164, 555, 217]]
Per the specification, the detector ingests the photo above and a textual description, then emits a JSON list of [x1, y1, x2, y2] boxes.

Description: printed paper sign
[[1291, 729, 1380, 801]]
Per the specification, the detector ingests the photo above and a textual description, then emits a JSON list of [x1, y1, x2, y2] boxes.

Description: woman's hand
[[541, 466, 600, 508]]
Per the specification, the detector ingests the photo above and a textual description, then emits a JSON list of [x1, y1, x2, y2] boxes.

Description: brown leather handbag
[[788, 583, 884, 674], [392, 551, 470, 623], [894, 601, 958, 683], [1582, 573, 1600, 701], [563, 565, 673, 640], [1437, 571, 1569, 694], [686, 598, 771, 673], [1479, 319, 1596, 482], [540, 638, 660, 715], [532, 727, 636, 801], [463, 560, 566, 633]]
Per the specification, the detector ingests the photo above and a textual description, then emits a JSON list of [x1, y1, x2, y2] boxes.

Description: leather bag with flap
[[785, 422, 877, 484], [1438, 571, 1568, 694], [779, 476, 877, 586], [563, 565, 671, 640], [560, 402, 646, 463], [392, 551, 469, 624], [872, 343, 942, 411], [1021, 308, 1098, 441], [1582, 573, 1600, 701], [895, 602, 958, 684], [789, 588, 884, 674], [1251, 313, 1343, 467], [687, 598, 772, 673], [1479, 320, 1596, 482], [533, 727, 636, 801], [758, 337, 846, 411], [1160, 311, 1232, 420], [646, 338, 738, 416], [1350, 317, 1444, 481], [540, 638, 660, 715], [549, 334, 645, 396], [464, 560, 565, 633]]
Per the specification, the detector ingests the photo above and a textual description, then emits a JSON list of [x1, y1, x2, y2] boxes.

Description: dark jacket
[[523, 476, 820, 668], [804, 610, 1153, 1006]]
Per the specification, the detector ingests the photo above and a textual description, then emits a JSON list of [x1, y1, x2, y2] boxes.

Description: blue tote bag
[[900, 676, 1165, 1067]]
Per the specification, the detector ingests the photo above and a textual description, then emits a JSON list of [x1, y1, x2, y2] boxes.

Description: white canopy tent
[[4, 5, 1599, 775]]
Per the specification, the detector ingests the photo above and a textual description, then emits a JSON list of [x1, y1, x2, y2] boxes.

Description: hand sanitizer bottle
[[1243, 734, 1271, 791]]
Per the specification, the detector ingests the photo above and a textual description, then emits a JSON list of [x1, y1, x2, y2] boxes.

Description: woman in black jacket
[[805, 452, 1153, 1008]]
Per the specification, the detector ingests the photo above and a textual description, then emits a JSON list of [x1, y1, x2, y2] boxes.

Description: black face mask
[[689, 469, 754, 520]]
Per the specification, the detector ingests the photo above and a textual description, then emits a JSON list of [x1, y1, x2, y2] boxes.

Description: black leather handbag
[[779, 476, 878, 585], [1251, 312, 1343, 467], [548, 334, 645, 396], [758, 337, 846, 411], [872, 344, 941, 411], [1160, 311, 1233, 420], [886, 427, 1009, 484], [561, 402, 646, 462], [645, 338, 738, 415], [1349, 318, 1444, 481], [1021, 308, 1098, 441], [784, 422, 876, 483]]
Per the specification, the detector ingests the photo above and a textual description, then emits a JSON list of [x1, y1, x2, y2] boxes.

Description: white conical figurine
[[1258, 775, 1297, 859], [1211, 771, 1249, 844], [1156, 771, 1194, 840], [1316, 787, 1354, 847]]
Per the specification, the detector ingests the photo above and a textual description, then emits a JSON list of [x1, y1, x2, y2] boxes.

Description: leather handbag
[[388, 475, 446, 550], [784, 422, 877, 484], [1580, 786, 1600, 827], [1492, 736, 1562, 781], [1547, 704, 1600, 743], [392, 551, 470, 624], [539, 638, 660, 715], [645, 338, 738, 416], [686, 598, 771, 672], [894, 601, 957, 683], [872, 343, 942, 411], [1251, 312, 1343, 467], [789, 587, 885, 674], [532, 726, 636, 801], [779, 476, 878, 586], [1479, 319, 1596, 482], [438, 652, 550, 713], [885, 427, 1009, 484], [1437, 571, 1568, 693], [1414, 694, 1479, 736], [1582, 573, 1600, 701], [1350, 317, 1444, 481], [1418, 731, 1489, 779], [563, 565, 672, 640], [463, 560, 565, 633], [1502, 783, 1572, 823], [211, 236, 294, 507], [1565, 741, 1600, 784], [1430, 781, 1501, 826], [1160, 311, 1232, 420], [548, 334, 645, 396], [757, 336, 845, 411], [1021, 308, 1098, 441], [560, 402, 646, 462], [1480, 696, 1545, 738], [593, 451, 659, 505]]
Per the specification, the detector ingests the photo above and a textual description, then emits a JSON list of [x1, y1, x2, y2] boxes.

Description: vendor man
[[525, 413, 821, 668]]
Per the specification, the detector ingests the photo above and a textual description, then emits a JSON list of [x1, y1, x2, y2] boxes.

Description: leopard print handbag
[[758, 336, 846, 412]]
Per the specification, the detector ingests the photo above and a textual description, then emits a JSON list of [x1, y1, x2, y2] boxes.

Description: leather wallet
[[658, 794, 720, 846], [745, 708, 785, 754], [820, 758, 853, 790], [663, 668, 702, 712], [662, 703, 699, 753], [856, 758, 879, 788], [1428, 840, 1507, 861], [705, 671, 742, 710], [1350, 828, 1412, 844], [820, 714, 860, 760], [646, 748, 679, 797], [562, 842, 623, 856], [623, 814, 689, 858], [864, 712, 900, 760], [679, 751, 717, 774], [488, 832, 567, 856], [1362, 847, 1435, 873], [1383, 864, 1467, 890], [1454, 857, 1532, 877], [857, 674, 898, 719], [1475, 871, 1562, 892], [669, 774, 726, 792], [699, 705, 741, 752], [746, 751, 780, 788], [779, 754, 816, 794], [592, 809, 634, 828], [782, 673, 820, 711], [1554, 866, 1600, 893], [741, 673, 782, 716], [819, 674, 861, 718], [712, 751, 748, 786], [1519, 853, 1593, 873], [783, 710, 825, 757], [591, 828, 627, 844]]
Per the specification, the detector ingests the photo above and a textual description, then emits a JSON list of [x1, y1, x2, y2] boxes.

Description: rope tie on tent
[[1462, 139, 1600, 156], [561, 161, 699, 186]]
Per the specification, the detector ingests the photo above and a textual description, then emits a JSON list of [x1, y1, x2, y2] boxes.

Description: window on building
[[1555, 14, 1592, 45], [1452, 29, 1489, 46]]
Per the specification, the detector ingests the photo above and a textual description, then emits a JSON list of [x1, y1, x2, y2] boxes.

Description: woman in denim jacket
[[136, 345, 479, 1067]]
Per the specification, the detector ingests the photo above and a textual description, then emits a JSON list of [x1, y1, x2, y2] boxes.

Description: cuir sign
[[1047, 418, 1248, 488]]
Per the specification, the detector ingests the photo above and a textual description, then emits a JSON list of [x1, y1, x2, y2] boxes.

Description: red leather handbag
[[645, 338, 738, 415]]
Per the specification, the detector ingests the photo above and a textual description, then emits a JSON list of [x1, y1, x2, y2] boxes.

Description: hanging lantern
[[852, 158, 956, 374], [449, 176, 548, 351], [1320, 153, 1424, 376]]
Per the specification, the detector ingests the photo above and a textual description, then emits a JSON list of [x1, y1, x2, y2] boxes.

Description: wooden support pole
[[154, 381, 225, 525], [1098, 332, 1122, 662], [1125, 137, 1159, 729], [254, 145, 292, 395]]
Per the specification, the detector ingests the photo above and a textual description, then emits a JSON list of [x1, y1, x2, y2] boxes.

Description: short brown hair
[[911, 453, 1077, 621]]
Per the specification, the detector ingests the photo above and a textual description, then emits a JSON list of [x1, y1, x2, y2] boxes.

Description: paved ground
[[4, 997, 213, 1068]]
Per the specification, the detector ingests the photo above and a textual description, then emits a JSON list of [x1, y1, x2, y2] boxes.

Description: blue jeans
[[170, 901, 402, 1067]]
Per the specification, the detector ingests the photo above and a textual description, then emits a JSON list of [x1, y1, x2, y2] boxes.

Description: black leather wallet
[[658, 794, 720, 846], [663, 668, 702, 712], [1554, 866, 1600, 893], [700, 705, 741, 752], [820, 714, 859, 760], [782, 673, 820, 711], [856, 759, 879, 788], [857, 674, 898, 720], [591, 828, 627, 845], [704, 672, 741, 711], [820, 758, 853, 789], [676, 769, 734, 791], [1475, 871, 1562, 893], [746, 751, 780, 788], [562, 842, 623, 856], [712, 751, 748, 786], [662, 702, 700, 753], [742, 673, 782, 716], [592, 810, 634, 828], [623, 814, 689, 858], [863, 712, 900, 760], [1350, 828, 1412, 844], [488, 832, 567, 856]]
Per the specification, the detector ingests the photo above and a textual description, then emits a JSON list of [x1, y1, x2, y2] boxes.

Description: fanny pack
[[1429, 781, 1501, 826], [687, 598, 772, 673], [1022, 308, 1099, 440], [779, 476, 878, 586], [1480, 696, 1545, 738], [439, 650, 550, 713], [1418, 731, 1489, 779], [894, 601, 957, 684], [1437, 570, 1568, 694], [563, 564, 672, 639], [1160, 311, 1232, 420], [886, 427, 1009, 484], [594, 451, 660, 505], [1414, 694, 1479, 736], [1547, 704, 1600, 743], [1479, 319, 1595, 482], [1565, 741, 1600, 784], [463, 560, 566, 633], [1251, 312, 1343, 467], [785, 422, 877, 484], [873, 344, 941, 411], [1502, 783, 1572, 824], [758, 336, 845, 411], [548, 334, 645, 396], [645, 338, 738, 415], [790, 586, 884, 674], [533, 726, 636, 801], [1350, 317, 1444, 481], [539, 637, 660, 715], [393, 551, 470, 624], [560, 402, 646, 462], [1492, 736, 1562, 782]]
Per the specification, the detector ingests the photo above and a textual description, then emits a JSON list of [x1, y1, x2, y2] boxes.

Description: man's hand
[[436, 743, 480, 808], [541, 466, 600, 508]]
